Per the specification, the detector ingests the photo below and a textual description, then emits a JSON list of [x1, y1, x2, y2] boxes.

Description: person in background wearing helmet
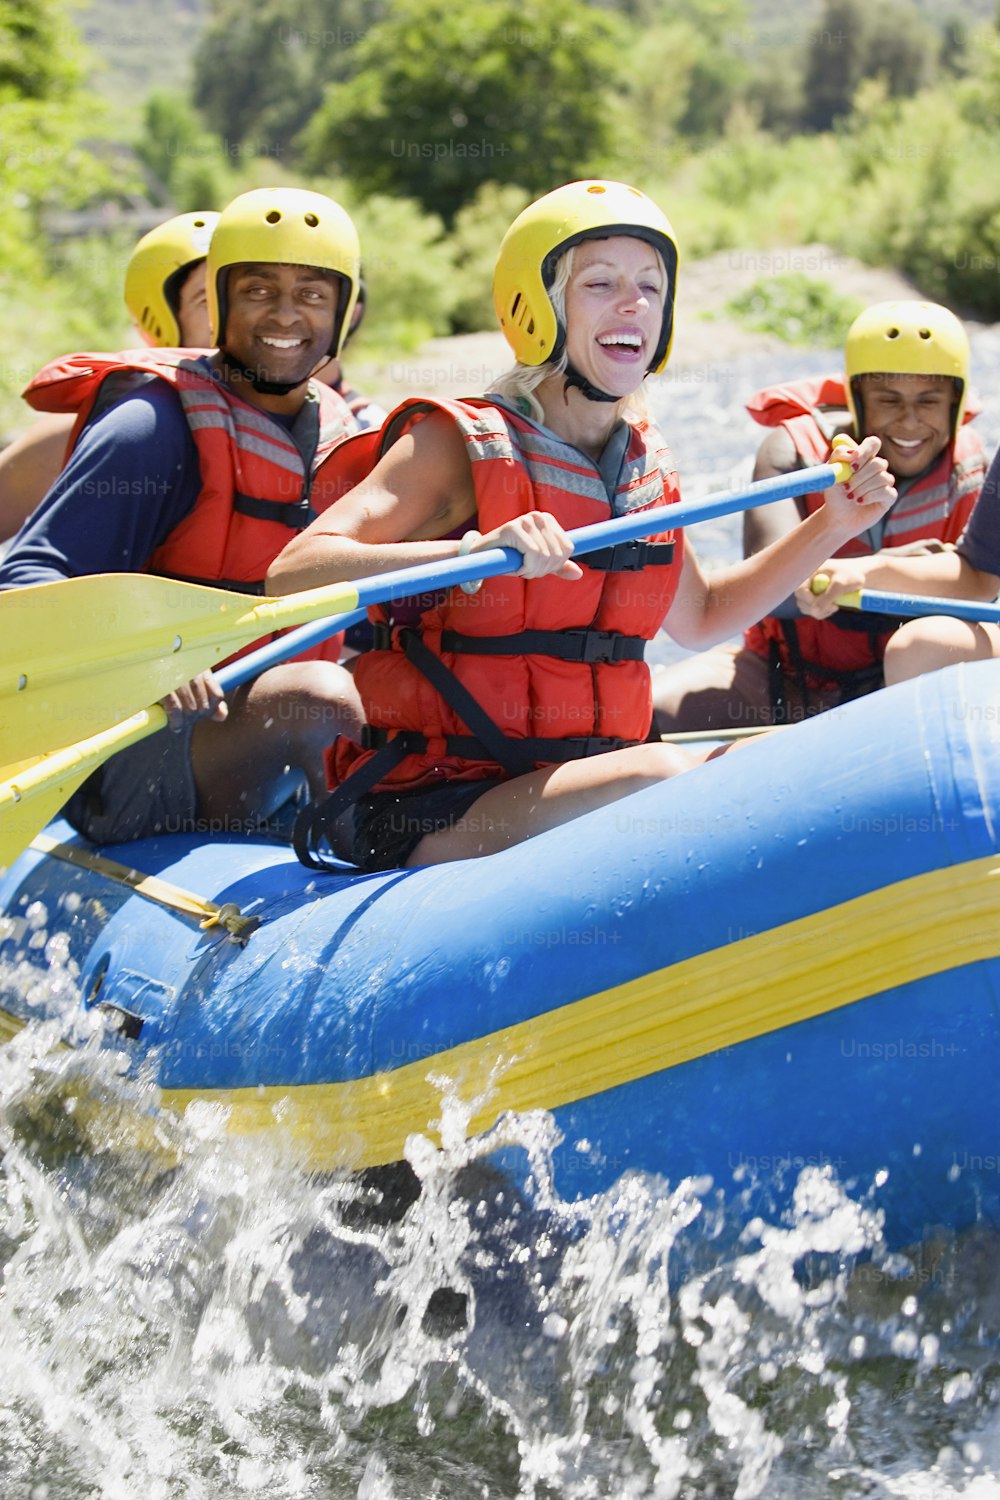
[[0, 211, 217, 545], [0, 186, 371, 845], [652, 300, 988, 733], [265, 180, 895, 873]]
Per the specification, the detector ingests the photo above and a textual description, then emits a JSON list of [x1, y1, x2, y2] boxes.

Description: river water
[[3, 334, 1000, 1499]]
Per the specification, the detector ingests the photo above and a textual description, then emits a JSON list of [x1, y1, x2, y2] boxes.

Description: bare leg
[[882, 618, 1000, 687], [407, 740, 708, 866], [653, 645, 778, 734], [192, 660, 365, 825]]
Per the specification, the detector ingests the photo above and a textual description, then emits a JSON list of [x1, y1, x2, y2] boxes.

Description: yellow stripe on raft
[[155, 852, 1000, 1172]]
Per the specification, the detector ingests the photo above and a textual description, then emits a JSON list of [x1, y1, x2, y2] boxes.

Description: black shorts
[[62, 721, 200, 844], [346, 778, 504, 872]]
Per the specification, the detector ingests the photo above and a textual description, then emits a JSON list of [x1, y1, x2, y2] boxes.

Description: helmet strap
[[218, 349, 307, 398], [561, 360, 619, 404]]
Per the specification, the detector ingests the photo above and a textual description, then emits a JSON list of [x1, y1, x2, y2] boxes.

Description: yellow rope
[[29, 833, 261, 943]]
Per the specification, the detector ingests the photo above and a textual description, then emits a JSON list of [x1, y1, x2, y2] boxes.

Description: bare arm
[[266, 411, 479, 593], [665, 436, 896, 650], [795, 547, 1000, 617], [0, 414, 74, 542], [742, 427, 807, 556], [266, 409, 582, 595]]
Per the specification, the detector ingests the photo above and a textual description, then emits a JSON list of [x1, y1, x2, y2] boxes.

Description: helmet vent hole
[[586, 185, 606, 194], [304, 213, 319, 227], [265, 210, 282, 224], [919, 328, 931, 339], [887, 327, 900, 339]]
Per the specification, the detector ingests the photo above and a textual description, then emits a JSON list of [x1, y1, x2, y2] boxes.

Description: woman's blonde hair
[[488, 245, 653, 423]]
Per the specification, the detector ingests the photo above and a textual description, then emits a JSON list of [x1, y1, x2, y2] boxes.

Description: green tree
[[192, 0, 385, 155], [136, 91, 238, 212], [802, 0, 939, 131], [299, 0, 635, 222], [802, 0, 870, 131], [0, 0, 130, 430], [0, 0, 116, 272]]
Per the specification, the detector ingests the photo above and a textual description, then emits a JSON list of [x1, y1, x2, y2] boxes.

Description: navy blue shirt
[[958, 444, 1000, 580], [0, 379, 201, 589]]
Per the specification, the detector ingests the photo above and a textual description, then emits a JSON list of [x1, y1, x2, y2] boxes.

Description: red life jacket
[[23, 348, 360, 662], [321, 395, 684, 801], [742, 374, 986, 693]]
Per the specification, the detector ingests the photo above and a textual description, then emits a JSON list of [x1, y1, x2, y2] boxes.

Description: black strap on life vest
[[231, 492, 317, 528], [292, 624, 639, 871], [437, 628, 645, 664], [583, 539, 675, 572], [147, 568, 266, 595], [771, 616, 890, 722]]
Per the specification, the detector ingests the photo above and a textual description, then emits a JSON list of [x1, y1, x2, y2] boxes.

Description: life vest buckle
[[578, 630, 632, 664]]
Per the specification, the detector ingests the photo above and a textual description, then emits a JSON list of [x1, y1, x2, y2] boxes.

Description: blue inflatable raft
[[2, 659, 999, 1249]]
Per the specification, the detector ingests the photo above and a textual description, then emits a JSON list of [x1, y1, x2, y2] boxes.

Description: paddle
[[0, 609, 369, 873], [831, 587, 1000, 626], [810, 573, 1000, 625], [0, 457, 851, 767]]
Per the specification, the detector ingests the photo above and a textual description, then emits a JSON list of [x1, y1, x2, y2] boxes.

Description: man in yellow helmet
[[0, 212, 383, 546], [653, 300, 989, 732], [0, 211, 218, 544], [0, 187, 370, 845]]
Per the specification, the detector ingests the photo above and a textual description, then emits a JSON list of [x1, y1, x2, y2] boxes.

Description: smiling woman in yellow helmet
[[266, 180, 896, 874], [0, 210, 218, 545], [652, 298, 989, 733]]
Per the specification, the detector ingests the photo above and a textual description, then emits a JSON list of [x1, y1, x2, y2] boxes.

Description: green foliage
[[447, 182, 531, 333], [831, 77, 1000, 316], [192, 0, 384, 154], [136, 90, 241, 210], [343, 191, 459, 350], [0, 233, 133, 435], [0, 1, 121, 271], [0, 0, 84, 100], [802, 0, 939, 131], [299, 0, 634, 222], [723, 272, 864, 344]]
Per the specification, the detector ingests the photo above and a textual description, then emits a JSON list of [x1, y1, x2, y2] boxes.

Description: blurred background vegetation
[[3, 0, 1000, 430]]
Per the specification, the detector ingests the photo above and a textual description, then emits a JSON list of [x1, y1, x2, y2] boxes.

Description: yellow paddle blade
[[0, 706, 165, 873], [0, 573, 360, 765]]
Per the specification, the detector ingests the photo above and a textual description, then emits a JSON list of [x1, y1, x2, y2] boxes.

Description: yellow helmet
[[845, 300, 970, 435], [124, 211, 219, 347], [207, 187, 361, 356], [492, 180, 679, 374]]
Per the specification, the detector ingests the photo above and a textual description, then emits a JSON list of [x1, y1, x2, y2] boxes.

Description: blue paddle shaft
[[220, 460, 844, 692], [854, 590, 1000, 625]]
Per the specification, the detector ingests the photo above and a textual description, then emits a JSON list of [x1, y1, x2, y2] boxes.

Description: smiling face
[[220, 261, 340, 396], [855, 372, 957, 479], [562, 236, 667, 400]]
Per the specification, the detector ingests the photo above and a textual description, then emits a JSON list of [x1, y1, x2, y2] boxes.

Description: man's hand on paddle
[[160, 670, 228, 733]]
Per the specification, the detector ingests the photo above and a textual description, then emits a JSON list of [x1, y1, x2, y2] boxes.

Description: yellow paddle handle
[[809, 573, 861, 609], [829, 432, 854, 488], [809, 437, 863, 601]]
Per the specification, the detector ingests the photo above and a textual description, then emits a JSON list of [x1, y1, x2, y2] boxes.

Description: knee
[[882, 619, 967, 686], [628, 739, 699, 780], [261, 662, 365, 747]]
